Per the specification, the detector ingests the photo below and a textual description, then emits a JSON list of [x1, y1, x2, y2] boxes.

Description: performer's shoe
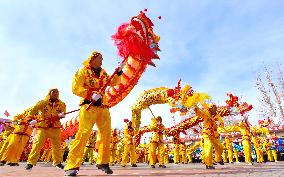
[[213, 162, 217, 165], [56, 163, 64, 169], [96, 164, 102, 169], [159, 165, 166, 168], [218, 161, 224, 165], [25, 164, 33, 170], [7, 163, 19, 166], [206, 165, 215, 169], [150, 165, 155, 168], [131, 164, 137, 167], [0, 161, 6, 166], [65, 169, 79, 176], [121, 165, 126, 167], [100, 164, 113, 174]]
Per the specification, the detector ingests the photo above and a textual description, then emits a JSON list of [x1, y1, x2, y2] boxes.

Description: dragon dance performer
[[173, 135, 181, 164], [180, 141, 187, 164], [121, 119, 137, 167], [110, 128, 119, 166], [0, 123, 15, 161], [0, 109, 33, 166], [82, 131, 97, 165], [225, 136, 234, 163], [26, 88, 66, 170], [164, 144, 170, 164], [251, 136, 263, 163], [238, 118, 253, 165], [148, 116, 167, 168], [194, 104, 224, 169], [64, 51, 123, 176]]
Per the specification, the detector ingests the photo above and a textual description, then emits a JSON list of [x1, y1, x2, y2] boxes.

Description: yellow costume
[[238, 120, 252, 164], [82, 131, 97, 164], [26, 88, 66, 168], [110, 129, 119, 165], [225, 136, 233, 163], [0, 125, 15, 163], [121, 121, 137, 167], [0, 109, 33, 165], [195, 105, 224, 168], [173, 136, 181, 164], [180, 142, 187, 164], [148, 116, 167, 168], [251, 136, 263, 163], [65, 51, 121, 174], [164, 145, 170, 164]]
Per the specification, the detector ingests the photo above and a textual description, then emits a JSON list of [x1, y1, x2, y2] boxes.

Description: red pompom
[[124, 119, 129, 123], [144, 8, 147, 12], [158, 16, 161, 19]]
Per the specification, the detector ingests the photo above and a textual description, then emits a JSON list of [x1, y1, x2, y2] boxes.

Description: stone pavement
[[0, 162, 283, 177]]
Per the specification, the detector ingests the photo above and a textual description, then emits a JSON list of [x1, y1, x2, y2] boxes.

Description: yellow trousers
[[233, 151, 239, 162], [27, 128, 62, 166], [65, 106, 111, 170], [242, 139, 252, 163], [180, 151, 187, 163], [187, 154, 192, 163], [267, 150, 273, 162], [271, 150, 277, 161], [110, 148, 116, 165], [174, 144, 180, 163], [202, 135, 223, 166], [40, 149, 49, 161], [0, 135, 11, 160], [164, 154, 169, 164], [121, 144, 136, 165], [1, 134, 29, 163], [149, 142, 165, 165], [222, 151, 228, 163], [83, 147, 95, 163], [256, 148, 263, 163], [227, 149, 233, 163]]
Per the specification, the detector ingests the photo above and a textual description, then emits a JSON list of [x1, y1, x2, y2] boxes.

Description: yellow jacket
[[123, 125, 134, 145], [148, 120, 167, 143], [29, 94, 66, 128], [13, 109, 33, 136], [195, 108, 223, 138], [238, 121, 251, 140], [72, 65, 121, 107]]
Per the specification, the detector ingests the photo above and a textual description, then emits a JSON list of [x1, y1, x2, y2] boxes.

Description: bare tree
[[256, 74, 277, 117]]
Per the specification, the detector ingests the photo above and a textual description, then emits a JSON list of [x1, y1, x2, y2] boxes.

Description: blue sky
[[1, 0, 284, 130]]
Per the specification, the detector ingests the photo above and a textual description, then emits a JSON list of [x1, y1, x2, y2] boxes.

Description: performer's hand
[[58, 112, 65, 118], [30, 120, 37, 126], [117, 62, 124, 72], [92, 93, 102, 101]]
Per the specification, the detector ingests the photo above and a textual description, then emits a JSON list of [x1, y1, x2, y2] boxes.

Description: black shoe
[[213, 162, 217, 165], [65, 169, 78, 176], [0, 161, 6, 166], [159, 165, 166, 168], [218, 161, 224, 165], [150, 165, 155, 168], [25, 164, 33, 170], [131, 164, 137, 167], [96, 164, 102, 169], [56, 163, 64, 169], [8, 163, 19, 166], [100, 164, 113, 174], [206, 165, 215, 169]]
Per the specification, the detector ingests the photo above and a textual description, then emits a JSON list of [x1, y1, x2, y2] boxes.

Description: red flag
[[4, 110, 10, 117]]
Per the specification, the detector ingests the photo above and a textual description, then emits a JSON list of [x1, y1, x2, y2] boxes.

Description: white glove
[[92, 93, 102, 101], [30, 120, 37, 126], [11, 121, 18, 125], [58, 112, 65, 118], [117, 62, 124, 72]]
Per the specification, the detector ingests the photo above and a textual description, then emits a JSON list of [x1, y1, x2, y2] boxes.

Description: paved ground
[[0, 161, 283, 177]]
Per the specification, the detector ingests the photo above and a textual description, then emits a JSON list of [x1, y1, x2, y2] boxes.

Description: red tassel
[[158, 16, 161, 19], [144, 8, 147, 12]]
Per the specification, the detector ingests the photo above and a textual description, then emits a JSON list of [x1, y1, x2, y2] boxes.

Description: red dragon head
[[112, 10, 160, 67]]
